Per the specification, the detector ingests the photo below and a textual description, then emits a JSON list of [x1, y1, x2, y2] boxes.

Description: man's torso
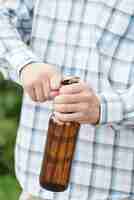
[[16, 1, 134, 199]]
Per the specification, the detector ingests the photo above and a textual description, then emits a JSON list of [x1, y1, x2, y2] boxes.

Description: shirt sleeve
[[0, 0, 40, 84], [98, 85, 134, 129]]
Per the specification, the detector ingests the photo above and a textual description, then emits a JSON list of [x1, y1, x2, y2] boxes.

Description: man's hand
[[21, 63, 61, 102], [54, 81, 100, 125]]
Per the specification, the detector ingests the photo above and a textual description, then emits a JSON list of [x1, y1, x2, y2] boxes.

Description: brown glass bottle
[[39, 77, 80, 192]]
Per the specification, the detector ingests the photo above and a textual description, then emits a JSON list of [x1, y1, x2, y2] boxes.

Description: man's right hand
[[20, 63, 61, 102]]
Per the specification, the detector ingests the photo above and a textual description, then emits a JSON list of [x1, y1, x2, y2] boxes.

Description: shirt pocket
[[96, 0, 134, 91]]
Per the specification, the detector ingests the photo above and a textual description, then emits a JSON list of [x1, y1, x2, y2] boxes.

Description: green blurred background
[[0, 72, 22, 200]]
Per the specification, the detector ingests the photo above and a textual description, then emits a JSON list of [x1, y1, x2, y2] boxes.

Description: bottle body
[[39, 115, 80, 192], [39, 76, 80, 192]]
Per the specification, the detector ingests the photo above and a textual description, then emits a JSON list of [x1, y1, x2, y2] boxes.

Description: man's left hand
[[54, 81, 100, 124]]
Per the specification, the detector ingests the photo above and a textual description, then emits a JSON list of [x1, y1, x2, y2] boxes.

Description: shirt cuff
[[5, 44, 40, 83], [97, 93, 124, 125]]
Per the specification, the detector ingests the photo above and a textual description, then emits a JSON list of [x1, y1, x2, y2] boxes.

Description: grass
[[0, 175, 21, 200]]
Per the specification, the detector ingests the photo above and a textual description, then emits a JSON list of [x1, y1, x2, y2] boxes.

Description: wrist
[[19, 62, 43, 83]]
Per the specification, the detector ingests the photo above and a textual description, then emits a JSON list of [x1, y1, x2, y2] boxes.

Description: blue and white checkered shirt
[[1, 0, 134, 199]]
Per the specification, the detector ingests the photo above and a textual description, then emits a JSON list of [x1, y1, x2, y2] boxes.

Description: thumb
[[50, 73, 62, 90]]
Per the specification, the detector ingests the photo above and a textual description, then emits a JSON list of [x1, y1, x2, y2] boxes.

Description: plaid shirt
[[1, 0, 134, 199]]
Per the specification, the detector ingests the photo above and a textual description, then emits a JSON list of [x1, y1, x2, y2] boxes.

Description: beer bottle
[[39, 77, 80, 192]]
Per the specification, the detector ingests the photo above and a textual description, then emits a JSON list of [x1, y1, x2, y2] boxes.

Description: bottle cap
[[61, 76, 80, 85]]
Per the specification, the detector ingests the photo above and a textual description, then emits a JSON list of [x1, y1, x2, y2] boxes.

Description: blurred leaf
[[0, 175, 21, 200], [0, 75, 22, 176], [0, 73, 23, 199], [0, 118, 18, 175]]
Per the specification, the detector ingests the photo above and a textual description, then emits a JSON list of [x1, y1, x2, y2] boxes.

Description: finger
[[26, 86, 37, 101], [42, 77, 50, 100], [50, 73, 62, 90], [34, 83, 45, 102], [59, 81, 87, 94], [52, 116, 64, 125], [54, 111, 84, 122], [54, 93, 91, 104], [54, 103, 87, 113], [50, 90, 60, 99]]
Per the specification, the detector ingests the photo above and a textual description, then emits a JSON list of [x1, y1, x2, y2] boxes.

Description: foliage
[[0, 175, 21, 200], [0, 73, 23, 199]]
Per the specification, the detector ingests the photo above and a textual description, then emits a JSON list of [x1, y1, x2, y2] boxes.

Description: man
[[0, 0, 134, 199]]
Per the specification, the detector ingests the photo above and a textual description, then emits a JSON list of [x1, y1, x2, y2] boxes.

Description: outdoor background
[[0, 72, 22, 200], [0, 0, 23, 199]]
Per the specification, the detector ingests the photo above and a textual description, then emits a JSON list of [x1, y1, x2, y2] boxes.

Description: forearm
[[0, 0, 39, 83]]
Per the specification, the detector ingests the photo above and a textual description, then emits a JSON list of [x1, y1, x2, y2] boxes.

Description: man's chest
[[31, 0, 134, 93], [34, 0, 134, 41]]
